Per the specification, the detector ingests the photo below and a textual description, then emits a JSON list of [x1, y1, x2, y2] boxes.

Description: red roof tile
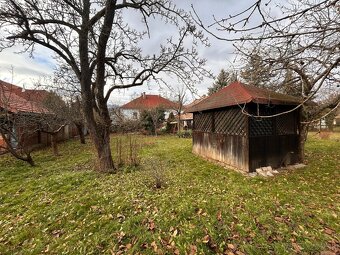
[[187, 82, 302, 112], [20, 89, 50, 103], [121, 94, 178, 110], [0, 80, 48, 114]]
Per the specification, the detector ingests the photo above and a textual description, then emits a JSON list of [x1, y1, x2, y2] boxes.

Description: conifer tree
[[208, 69, 237, 95], [240, 51, 273, 88]]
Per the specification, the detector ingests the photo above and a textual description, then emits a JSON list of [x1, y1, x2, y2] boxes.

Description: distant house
[[0, 80, 78, 151], [167, 113, 193, 134], [178, 96, 207, 131], [186, 82, 303, 173], [178, 113, 193, 130], [120, 92, 178, 119]]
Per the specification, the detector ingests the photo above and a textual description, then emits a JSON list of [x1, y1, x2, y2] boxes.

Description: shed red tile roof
[[186, 82, 303, 112], [121, 94, 178, 110], [0, 80, 48, 114]]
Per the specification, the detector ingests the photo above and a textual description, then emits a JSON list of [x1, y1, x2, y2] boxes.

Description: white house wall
[[121, 109, 176, 120]]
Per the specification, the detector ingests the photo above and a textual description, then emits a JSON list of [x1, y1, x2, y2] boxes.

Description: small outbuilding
[[0, 80, 79, 151], [186, 82, 303, 173]]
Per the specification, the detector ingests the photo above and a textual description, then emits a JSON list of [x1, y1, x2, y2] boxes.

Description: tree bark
[[26, 153, 35, 167], [75, 123, 86, 144], [78, 2, 116, 173], [90, 124, 115, 172], [51, 133, 59, 156], [297, 121, 309, 163], [177, 112, 181, 135], [82, 105, 115, 172], [81, 86, 115, 171], [0, 129, 35, 166], [154, 121, 158, 136]]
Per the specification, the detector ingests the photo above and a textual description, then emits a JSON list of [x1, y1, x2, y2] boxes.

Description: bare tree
[[0, 82, 40, 166], [0, 114, 36, 166], [170, 85, 187, 134], [0, 0, 211, 172], [47, 63, 87, 144], [71, 97, 87, 144], [194, 0, 340, 162], [39, 92, 69, 156], [110, 107, 142, 134]]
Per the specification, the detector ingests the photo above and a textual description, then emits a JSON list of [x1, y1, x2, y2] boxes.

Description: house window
[[133, 111, 138, 119]]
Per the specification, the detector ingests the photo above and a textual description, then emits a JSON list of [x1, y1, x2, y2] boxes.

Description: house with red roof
[[120, 92, 178, 120], [1, 80, 46, 149], [186, 81, 303, 173], [0, 80, 78, 151], [0, 80, 49, 114]]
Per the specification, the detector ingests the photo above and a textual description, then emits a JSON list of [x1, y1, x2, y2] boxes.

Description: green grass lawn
[[0, 134, 339, 254]]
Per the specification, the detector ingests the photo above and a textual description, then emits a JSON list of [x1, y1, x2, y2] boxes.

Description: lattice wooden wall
[[249, 118, 273, 136], [194, 112, 213, 132], [276, 111, 297, 135], [194, 105, 298, 137], [194, 108, 246, 136], [215, 108, 246, 136], [249, 105, 298, 137]]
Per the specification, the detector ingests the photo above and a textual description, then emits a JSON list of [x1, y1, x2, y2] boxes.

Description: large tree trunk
[[75, 123, 86, 144], [297, 122, 309, 163], [82, 102, 115, 172], [81, 94, 116, 172], [90, 124, 115, 172], [78, 1, 116, 173], [51, 133, 59, 156], [80, 82, 115, 172]]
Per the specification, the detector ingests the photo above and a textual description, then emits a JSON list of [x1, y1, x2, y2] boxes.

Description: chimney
[[142, 92, 146, 99]]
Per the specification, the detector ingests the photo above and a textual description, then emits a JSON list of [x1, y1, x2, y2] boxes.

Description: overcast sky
[[0, 0, 256, 105]]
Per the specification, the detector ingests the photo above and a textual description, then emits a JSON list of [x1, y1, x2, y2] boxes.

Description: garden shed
[[186, 82, 303, 172]]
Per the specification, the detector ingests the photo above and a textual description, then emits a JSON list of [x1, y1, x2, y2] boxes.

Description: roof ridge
[[0, 80, 50, 114], [243, 83, 302, 101], [236, 82, 254, 101], [121, 93, 178, 110], [186, 82, 302, 113], [0, 79, 21, 89]]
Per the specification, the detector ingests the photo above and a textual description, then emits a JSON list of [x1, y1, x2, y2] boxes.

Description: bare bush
[[111, 119, 142, 134], [113, 135, 141, 170], [143, 158, 168, 189]]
